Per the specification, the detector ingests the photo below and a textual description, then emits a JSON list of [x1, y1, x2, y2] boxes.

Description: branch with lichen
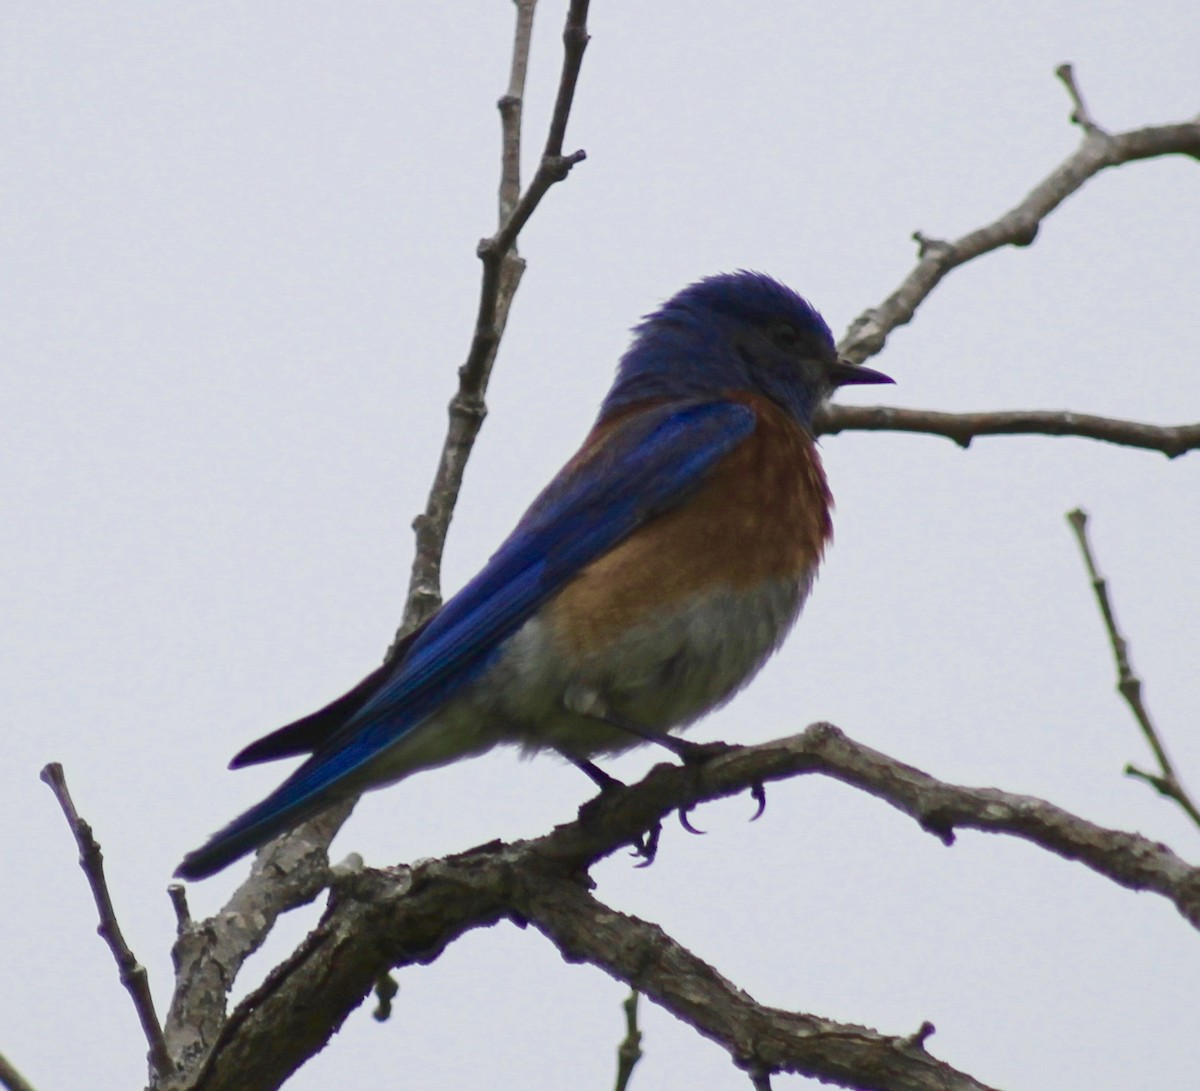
[[164, 722, 1200, 1091]]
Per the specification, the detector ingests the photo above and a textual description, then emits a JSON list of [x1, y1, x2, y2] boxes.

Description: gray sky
[[4, 3, 1199, 1089]]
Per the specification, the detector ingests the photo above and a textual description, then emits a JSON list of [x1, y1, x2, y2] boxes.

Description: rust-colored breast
[[549, 394, 832, 654]]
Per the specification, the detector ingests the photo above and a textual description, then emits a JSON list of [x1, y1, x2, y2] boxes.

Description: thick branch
[[163, 803, 343, 1071], [175, 723, 1200, 1090], [522, 882, 997, 1091], [838, 67, 1200, 364], [818, 404, 1200, 458]]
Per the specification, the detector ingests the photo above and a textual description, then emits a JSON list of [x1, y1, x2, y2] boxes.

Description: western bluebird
[[177, 271, 892, 879]]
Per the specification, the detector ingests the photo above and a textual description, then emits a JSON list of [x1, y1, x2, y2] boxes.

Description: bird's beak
[[827, 357, 894, 386]]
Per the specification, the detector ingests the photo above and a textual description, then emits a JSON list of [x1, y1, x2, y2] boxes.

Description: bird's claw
[[632, 822, 662, 867], [749, 780, 767, 821], [678, 805, 705, 835]]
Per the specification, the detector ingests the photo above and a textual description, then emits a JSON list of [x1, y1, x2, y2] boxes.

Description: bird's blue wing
[[176, 400, 756, 878], [348, 399, 757, 735]]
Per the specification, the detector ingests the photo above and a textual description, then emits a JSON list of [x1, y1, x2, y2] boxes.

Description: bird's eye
[[770, 322, 800, 350]]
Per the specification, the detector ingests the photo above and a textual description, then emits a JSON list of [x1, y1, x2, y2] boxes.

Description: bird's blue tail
[[174, 783, 334, 880], [175, 740, 379, 879]]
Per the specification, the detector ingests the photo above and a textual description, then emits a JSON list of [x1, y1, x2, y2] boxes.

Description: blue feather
[[176, 400, 756, 878]]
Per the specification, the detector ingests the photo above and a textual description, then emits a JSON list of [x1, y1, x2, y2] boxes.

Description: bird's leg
[[599, 711, 733, 765], [593, 711, 764, 828], [569, 756, 624, 792], [567, 754, 663, 864], [595, 711, 738, 839]]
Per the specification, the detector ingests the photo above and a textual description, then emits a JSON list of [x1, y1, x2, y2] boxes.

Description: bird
[[176, 271, 892, 880]]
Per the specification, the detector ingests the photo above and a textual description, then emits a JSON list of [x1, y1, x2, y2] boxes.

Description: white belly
[[480, 575, 811, 759], [355, 575, 810, 788]]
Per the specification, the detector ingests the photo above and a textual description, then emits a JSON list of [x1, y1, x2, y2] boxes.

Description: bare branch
[[556, 724, 1200, 927], [173, 723, 1200, 1090], [818, 404, 1200, 458], [838, 67, 1200, 364], [163, 803, 342, 1069], [614, 990, 643, 1091], [157, 37, 1199, 1091], [164, 9, 594, 1081], [167, 884, 190, 933], [1055, 63, 1102, 134], [401, 0, 591, 632], [523, 883, 995, 1091], [1066, 509, 1200, 828], [39, 764, 172, 1081], [0, 1051, 37, 1091], [498, 0, 536, 223]]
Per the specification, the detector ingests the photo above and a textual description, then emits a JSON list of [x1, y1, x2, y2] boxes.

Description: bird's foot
[[632, 821, 662, 867]]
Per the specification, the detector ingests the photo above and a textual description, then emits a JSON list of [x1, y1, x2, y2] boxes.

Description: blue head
[[601, 271, 892, 427]]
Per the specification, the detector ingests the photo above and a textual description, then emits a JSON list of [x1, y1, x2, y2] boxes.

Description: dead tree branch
[[162, 3, 592, 1082], [0, 1051, 37, 1091], [523, 882, 998, 1091], [39, 764, 172, 1081], [401, 0, 590, 633], [167, 723, 1200, 1090], [818, 405, 1200, 458], [838, 66, 1200, 365], [614, 990, 643, 1091], [1067, 509, 1200, 827]]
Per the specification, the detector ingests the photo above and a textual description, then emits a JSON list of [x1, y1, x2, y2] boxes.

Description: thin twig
[[1055, 63, 1103, 134], [1066, 509, 1200, 828], [400, 0, 591, 634], [614, 989, 643, 1091], [167, 883, 191, 934], [0, 1051, 37, 1091], [838, 67, 1200, 364], [39, 764, 172, 1080], [899, 1022, 937, 1051], [372, 971, 399, 1022], [499, 0, 536, 223], [818, 405, 1200, 458]]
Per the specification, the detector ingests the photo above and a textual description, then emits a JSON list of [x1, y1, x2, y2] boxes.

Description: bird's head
[[602, 271, 893, 426]]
